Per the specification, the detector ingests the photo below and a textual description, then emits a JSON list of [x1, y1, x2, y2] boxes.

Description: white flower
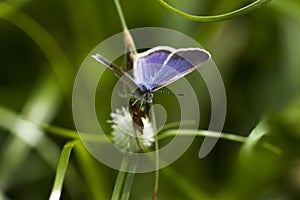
[[109, 107, 154, 152]]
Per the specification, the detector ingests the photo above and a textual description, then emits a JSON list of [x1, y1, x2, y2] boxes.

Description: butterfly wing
[[92, 54, 139, 90], [133, 46, 175, 90], [92, 47, 211, 92], [151, 48, 211, 91]]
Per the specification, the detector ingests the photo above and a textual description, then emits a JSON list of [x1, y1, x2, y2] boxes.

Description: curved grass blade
[[240, 121, 269, 156], [155, 0, 272, 22], [49, 140, 78, 200]]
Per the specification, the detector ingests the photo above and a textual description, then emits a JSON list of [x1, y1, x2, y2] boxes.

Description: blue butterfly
[[93, 46, 210, 135], [92, 46, 211, 103]]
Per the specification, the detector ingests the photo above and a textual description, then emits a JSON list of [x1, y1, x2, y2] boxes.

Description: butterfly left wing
[[92, 54, 139, 90], [151, 48, 211, 92]]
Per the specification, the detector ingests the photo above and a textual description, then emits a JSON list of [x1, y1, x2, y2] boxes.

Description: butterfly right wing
[[151, 48, 211, 91], [133, 46, 175, 90], [92, 54, 139, 90]]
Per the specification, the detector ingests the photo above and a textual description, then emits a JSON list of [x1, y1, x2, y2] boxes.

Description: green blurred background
[[1, 0, 300, 199]]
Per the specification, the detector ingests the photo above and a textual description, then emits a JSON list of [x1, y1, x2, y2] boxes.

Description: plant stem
[[112, 156, 138, 200], [112, 157, 128, 200], [156, 0, 272, 22], [42, 123, 111, 142], [159, 129, 246, 142], [114, 0, 137, 56], [159, 129, 282, 155], [114, 0, 128, 31], [160, 120, 195, 131], [121, 157, 138, 200], [150, 105, 159, 200]]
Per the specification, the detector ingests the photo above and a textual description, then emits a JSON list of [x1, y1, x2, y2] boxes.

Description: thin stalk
[[261, 141, 283, 156], [41, 124, 79, 139], [159, 129, 282, 155], [121, 172, 135, 200], [112, 157, 129, 200], [150, 104, 159, 200], [121, 157, 138, 200], [42, 123, 110, 142], [114, 0, 137, 56], [112, 156, 138, 200], [160, 120, 196, 131], [156, 0, 272, 22], [159, 129, 247, 142], [114, 0, 128, 31]]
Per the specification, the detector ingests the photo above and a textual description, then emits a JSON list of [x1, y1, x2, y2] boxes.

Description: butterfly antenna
[[155, 90, 184, 97]]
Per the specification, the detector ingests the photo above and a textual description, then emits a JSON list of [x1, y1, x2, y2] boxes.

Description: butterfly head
[[134, 84, 152, 103], [143, 91, 153, 103], [131, 87, 153, 105]]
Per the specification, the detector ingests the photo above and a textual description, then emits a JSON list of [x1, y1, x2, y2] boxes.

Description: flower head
[[109, 107, 154, 152]]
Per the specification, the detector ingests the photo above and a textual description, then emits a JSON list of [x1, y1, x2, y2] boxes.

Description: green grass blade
[[240, 121, 269, 156], [49, 140, 78, 200]]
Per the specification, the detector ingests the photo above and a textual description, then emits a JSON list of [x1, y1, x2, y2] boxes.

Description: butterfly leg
[[139, 99, 145, 111], [131, 98, 139, 106]]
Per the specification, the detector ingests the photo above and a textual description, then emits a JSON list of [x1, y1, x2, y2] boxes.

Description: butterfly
[[92, 46, 211, 134], [92, 46, 211, 102]]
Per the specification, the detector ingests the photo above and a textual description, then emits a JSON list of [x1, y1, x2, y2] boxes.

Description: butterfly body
[[129, 89, 151, 134]]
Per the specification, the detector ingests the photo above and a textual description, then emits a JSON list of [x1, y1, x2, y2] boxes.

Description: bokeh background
[[1, 0, 300, 199]]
